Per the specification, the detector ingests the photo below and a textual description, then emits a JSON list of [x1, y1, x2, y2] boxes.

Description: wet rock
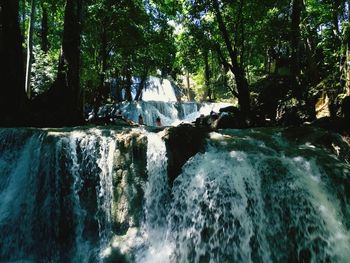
[[312, 116, 350, 135], [219, 106, 239, 114], [276, 100, 314, 126], [164, 124, 208, 184], [194, 114, 211, 127], [103, 247, 130, 263], [212, 112, 248, 129], [282, 126, 350, 163], [111, 131, 148, 234]]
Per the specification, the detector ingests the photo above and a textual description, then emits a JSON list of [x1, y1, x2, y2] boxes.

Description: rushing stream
[[0, 126, 349, 262]]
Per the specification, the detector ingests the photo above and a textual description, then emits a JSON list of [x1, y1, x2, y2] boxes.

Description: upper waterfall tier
[[111, 76, 181, 102]]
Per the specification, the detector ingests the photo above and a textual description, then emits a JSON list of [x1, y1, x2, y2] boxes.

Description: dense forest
[[1, 0, 350, 128]]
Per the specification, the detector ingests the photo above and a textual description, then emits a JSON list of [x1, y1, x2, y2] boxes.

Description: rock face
[[111, 131, 148, 234], [163, 124, 208, 184], [213, 112, 248, 129]]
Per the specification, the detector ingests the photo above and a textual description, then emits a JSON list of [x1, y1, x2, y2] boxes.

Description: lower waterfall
[[0, 127, 350, 262]]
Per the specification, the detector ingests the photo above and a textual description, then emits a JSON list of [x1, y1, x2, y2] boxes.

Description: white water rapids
[[0, 127, 350, 262]]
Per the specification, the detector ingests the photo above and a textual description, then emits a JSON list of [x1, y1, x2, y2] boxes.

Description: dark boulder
[[213, 112, 248, 129], [219, 106, 239, 114], [163, 124, 208, 184], [312, 116, 350, 134], [194, 115, 211, 127], [276, 100, 314, 126]]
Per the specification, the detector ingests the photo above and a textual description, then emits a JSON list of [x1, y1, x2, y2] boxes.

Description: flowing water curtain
[[0, 128, 128, 262], [1, 127, 350, 262], [163, 129, 350, 263]]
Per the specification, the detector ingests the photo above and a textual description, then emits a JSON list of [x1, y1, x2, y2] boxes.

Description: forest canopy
[[0, 0, 349, 127]]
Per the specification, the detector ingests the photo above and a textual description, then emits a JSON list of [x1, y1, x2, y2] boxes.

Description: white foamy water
[[115, 101, 232, 126], [1, 127, 350, 262]]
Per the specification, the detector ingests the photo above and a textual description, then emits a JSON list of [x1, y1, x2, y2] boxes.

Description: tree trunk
[[238, 0, 245, 68], [21, 0, 26, 34], [204, 49, 211, 100], [41, 2, 48, 53], [331, 0, 341, 42], [55, 0, 83, 124], [101, 26, 107, 75], [99, 26, 108, 99], [0, 0, 27, 125], [346, 0, 350, 95], [301, 1, 319, 84], [124, 67, 133, 102], [186, 72, 191, 101], [290, 0, 302, 83], [135, 71, 148, 101], [211, 0, 250, 118], [25, 0, 36, 99]]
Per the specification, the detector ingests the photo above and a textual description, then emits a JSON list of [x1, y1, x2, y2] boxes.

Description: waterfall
[[161, 129, 350, 263], [133, 132, 173, 263], [166, 148, 270, 263], [141, 77, 178, 102], [1, 127, 350, 262], [0, 128, 146, 262], [111, 101, 232, 126], [106, 75, 233, 126]]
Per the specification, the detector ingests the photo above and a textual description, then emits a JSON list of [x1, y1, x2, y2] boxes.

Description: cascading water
[[108, 101, 232, 126], [99, 75, 233, 126], [1, 126, 350, 262], [132, 132, 173, 263], [0, 127, 147, 262], [161, 129, 350, 263]]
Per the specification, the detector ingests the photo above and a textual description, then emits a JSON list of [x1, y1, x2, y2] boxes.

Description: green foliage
[[31, 45, 58, 95], [21, 0, 350, 110]]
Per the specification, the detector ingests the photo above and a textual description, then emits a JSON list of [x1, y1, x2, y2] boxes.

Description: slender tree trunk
[[25, 0, 36, 99], [123, 62, 133, 102], [135, 70, 148, 101], [346, 0, 350, 95], [186, 71, 191, 101], [99, 26, 107, 98], [301, 1, 319, 84], [21, 0, 26, 34], [290, 0, 302, 83], [239, 0, 245, 67], [304, 34, 319, 84], [204, 49, 211, 100], [125, 69, 133, 102], [41, 2, 48, 53], [331, 0, 341, 42], [0, 0, 27, 125], [101, 26, 107, 75], [211, 0, 250, 118]]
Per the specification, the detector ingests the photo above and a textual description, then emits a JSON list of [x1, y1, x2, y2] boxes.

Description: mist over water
[[0, 127, 349, 262]]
